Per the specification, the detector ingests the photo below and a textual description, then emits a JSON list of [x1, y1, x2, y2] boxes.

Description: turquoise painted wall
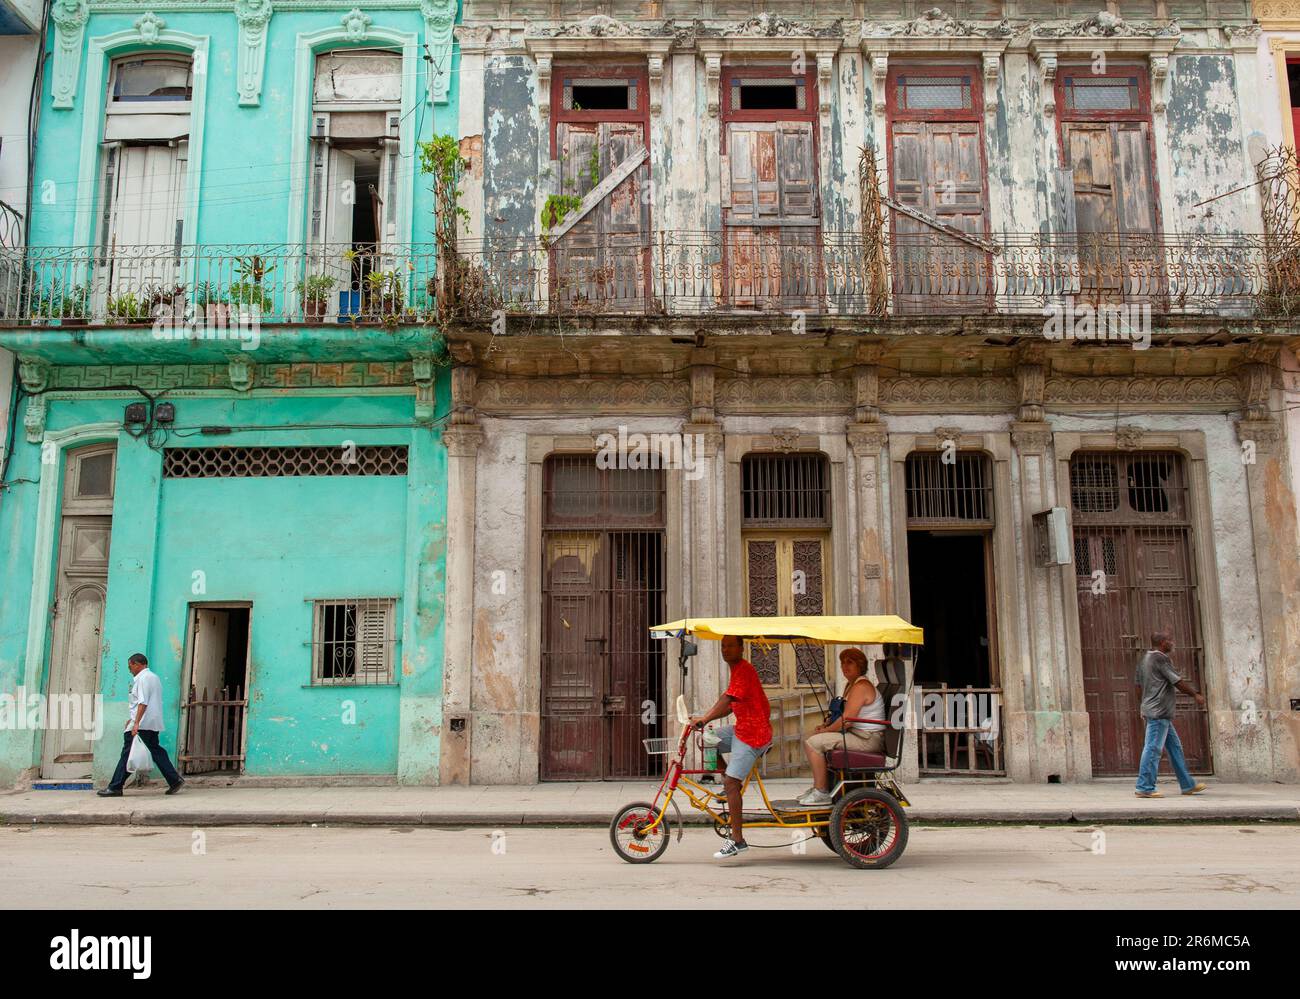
[[28, 4, 456, 250], [0, 385, 450, 783]]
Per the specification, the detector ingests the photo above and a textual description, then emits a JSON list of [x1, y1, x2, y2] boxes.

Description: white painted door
[[104, 142, 187, 298], [42, 445, 117, 780], [187, 609, 228, 701]]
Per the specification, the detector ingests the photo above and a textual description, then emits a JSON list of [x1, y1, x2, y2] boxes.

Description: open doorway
[[903, 448, 1002, 774], [179, 604, 250, 775]]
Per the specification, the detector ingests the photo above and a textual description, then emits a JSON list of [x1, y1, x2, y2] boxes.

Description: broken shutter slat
[[547, 145, 649, 243]]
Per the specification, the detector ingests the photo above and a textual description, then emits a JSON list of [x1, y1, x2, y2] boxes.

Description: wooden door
[[541, 532, 605, 780], [889, 119, 990, 312], [551, 121, 649, 312], [725, 121, 820, 310], [42, 445, 116, 779], [1062, 120, 1161, 303], [1071, 453, 1211, 776], [742, 534, 829, 690]]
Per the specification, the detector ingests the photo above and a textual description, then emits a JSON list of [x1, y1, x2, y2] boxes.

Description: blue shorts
[[714, 725, 771, 780]]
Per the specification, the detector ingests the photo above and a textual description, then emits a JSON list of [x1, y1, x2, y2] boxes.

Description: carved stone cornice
[[682, 422, 724, 458], [234, 0, 273, 107], [863, 9, 1016, 40], [689, 359, 715, 425], [716, 375, 852, 413], [25, 396, 48, 445], [934, 425, 965, 446], [476, 377, 691, 414], [1029, 12, 1181, 40], [879, 376, 1017, 409], [853, 363, 880, 423], [1016, 355, 1046, 423], [1043, 376, 1240, 406], [751, 428, 819, 454], [340, 6, 373, 43], [451, 357, 479, 426], [44, 361, 414, 391]]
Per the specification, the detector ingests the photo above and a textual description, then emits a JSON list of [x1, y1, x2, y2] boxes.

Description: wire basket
[[642, 737, 677, 756]]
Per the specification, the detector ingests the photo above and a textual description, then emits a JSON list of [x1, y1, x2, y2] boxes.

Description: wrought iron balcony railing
[[1, 231, 1296, 328]]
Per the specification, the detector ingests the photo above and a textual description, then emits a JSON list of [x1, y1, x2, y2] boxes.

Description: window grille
[[163, 446, 408, 478], [311, 598, 397, 685], [543, 455, 664, 527], [895, 75, 972, 112], [905, 453, 992, 525], [1069, 452, 1186, 522], [741, 454, 829, 529], [1063, 75, 1140, 113]]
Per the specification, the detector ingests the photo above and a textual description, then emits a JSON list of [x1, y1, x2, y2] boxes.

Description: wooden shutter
[[777, 122, 816, 220], [1113, 121, 1157, 236], [1064, 123, 1119, 235], [357, 602, 391, 682]]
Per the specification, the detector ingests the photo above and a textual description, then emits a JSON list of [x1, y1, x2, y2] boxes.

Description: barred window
[[895, 74, 972, 112], [741, 453, 829, 529], [905, 452, 992, 525], [311, 598, 397, 685], [163, 446, 408, 478], [1069, 452, 1186, 521], [1062, 74, 1140, 114]]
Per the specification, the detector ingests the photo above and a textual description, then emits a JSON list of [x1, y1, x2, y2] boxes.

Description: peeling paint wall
[[482, 59, 539, 250]]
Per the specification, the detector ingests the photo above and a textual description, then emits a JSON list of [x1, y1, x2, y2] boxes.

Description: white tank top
[[847, 676, 886, 733]]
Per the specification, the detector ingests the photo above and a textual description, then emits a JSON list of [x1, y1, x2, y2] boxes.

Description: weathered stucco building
[[442, 1, 1300, 785]]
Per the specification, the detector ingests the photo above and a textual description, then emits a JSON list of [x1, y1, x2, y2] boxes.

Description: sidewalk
[[1, 778, 1296, 827]]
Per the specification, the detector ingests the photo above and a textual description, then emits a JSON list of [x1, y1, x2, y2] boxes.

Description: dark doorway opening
[[906, 530, 1001, 774], [180, 605, 250, 775]]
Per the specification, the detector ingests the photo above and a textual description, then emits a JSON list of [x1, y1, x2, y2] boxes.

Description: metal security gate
[[1070, 452, 1211, 776], [541, 457, 665, 780]]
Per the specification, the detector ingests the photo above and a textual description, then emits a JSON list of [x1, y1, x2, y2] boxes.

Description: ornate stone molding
[[1029, 12, 1181, 40], [1115, 424, 1145, 450], [648, 54, 665, 115], [235, 0, 273, 107], [52, 0, 89, 110], [476, 377, 691, 413], [1010, 422, 1053, 453], [1149, 53, 1169, 114], [536, 53, 553, 118], [25, 396, 48, 445], [870, 53, 888, 115], [228, 356, 254, 392], [879, 376, 1017, 408], [133, 11, 166, 44], [1235, 419, 1284, 453], [934, 425, 964, 445], [846, 423, 888, 455], [682, 421, 723, 457], [18, 357, 50, 393], [1035, 49, 1058, 117], [770, 427, 803, 453], [412, 352, 438, 422], [716, 375, 852, 412], [689, 359, 715, 425], [422, 0, 455, 105], [340, 7, 373, 43], [863, 8, 1015, 40], [708, 14, 842, 39], [1043, 376, 1240, 405], [529, 14, 676, 39], [705, 54, 722, 117], [45, 361, 414, 391], [443, 425, 486, 457]]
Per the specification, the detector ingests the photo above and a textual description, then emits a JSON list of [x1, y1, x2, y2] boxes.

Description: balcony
[[2, 232, 1295, 330], [443, 229, 1298, 325], [1, 243, 441, 329]]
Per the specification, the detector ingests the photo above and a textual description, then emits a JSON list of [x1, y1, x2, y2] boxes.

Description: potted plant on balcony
[[106, 292, 150, 324], [195, 281, 230, 326], [365, 269, 403, 322], [231, 254, 276, 321], [297, 273, 337, 324], [146, 284, 188, 323]]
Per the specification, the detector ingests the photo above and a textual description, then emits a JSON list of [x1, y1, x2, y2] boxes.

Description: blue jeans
[[107, 729, 182, 791], [1135, 717, 1196, 793]]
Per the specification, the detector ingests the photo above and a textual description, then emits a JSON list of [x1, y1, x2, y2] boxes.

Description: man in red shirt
[[689, 634, 773, 859]]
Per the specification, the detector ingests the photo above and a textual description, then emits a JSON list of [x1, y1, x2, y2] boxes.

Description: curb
[[3, 805, 1297, 827]]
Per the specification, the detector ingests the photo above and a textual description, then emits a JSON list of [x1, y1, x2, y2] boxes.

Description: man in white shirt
[[97, 653, 184, 796]]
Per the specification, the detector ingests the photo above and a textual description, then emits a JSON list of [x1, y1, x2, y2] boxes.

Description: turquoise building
[[0, 0, 459, 785]]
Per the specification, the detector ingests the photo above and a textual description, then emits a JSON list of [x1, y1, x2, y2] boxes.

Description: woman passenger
[[797, 648, 886, 806]]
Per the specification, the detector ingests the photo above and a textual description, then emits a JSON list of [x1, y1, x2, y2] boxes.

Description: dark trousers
[[108, 729, 182, 791]]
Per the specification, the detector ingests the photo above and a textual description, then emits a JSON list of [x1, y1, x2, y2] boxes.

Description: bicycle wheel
[[609, 801, 671, 864], [829, 788, 908, 870]]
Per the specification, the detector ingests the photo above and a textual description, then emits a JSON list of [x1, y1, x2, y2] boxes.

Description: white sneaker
[[714, 840, 749, 860], [797, 788, 833, 806]]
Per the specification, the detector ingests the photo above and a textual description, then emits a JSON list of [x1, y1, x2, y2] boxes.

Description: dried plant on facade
[[858, 145, 890, 317]]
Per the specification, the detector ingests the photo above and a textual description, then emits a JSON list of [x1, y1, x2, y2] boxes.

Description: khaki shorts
[[807, 728, 884, 755]]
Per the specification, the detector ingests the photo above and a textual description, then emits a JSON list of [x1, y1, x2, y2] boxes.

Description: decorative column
[[1236, 347, 1300, 781], [422, 0, 456, 105], [846, 346, 890, 616], [440, 342, 484, 785], [684, 350, 724, 708], [51, 0, 88, 110], [235, 0, 273, 106]]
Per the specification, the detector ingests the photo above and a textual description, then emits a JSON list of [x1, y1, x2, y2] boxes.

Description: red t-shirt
[[725, 659, 772, 748]]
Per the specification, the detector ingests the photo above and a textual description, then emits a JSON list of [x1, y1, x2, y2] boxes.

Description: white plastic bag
[[126, 735, 152, 774]]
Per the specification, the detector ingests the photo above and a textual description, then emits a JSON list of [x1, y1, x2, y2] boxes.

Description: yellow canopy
[[650, 615, 923, 646]]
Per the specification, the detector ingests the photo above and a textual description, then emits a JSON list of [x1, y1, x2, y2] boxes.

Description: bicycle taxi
[[609, 615, 922, 870]]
